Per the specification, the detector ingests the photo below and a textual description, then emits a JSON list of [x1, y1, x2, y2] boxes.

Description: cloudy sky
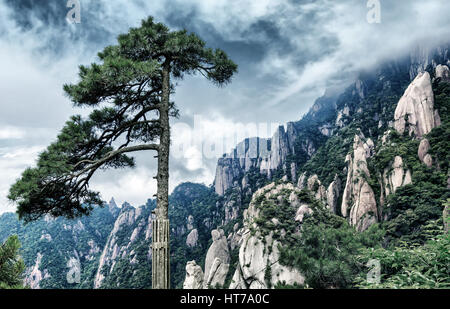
[[0, 0, 449, 213]]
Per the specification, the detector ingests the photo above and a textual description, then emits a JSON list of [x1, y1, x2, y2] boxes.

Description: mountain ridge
[[1, 42, 449, 289]]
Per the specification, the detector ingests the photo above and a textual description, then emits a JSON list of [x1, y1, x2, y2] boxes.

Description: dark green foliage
[[168, 183, 223, 288], [274, 281, 304, 289], [287, 125, 329, 173], [0, 183, 222, 289], [0, 235, 26, 289], [374, 79, 450, 245], [251, 188, 310, 245], [100, 238, 153, 289], [302, 127, 357, 188], [338, 64, 411, 139], [428, 79, 450, 171], [0, 205, 118, 289], [7, 115, 130, 222], [384, 182, 447, 244], [356, 231, 450, 289], [279, 200, 384, 289], [264, 261, 272, 288]]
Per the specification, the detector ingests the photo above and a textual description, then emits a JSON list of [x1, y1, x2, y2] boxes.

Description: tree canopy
[[8, 17, 237, 223]]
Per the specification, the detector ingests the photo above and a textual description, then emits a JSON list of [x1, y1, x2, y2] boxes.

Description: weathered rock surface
[[336, 106, 350, 127], [214, 137, 269, 196], [24, 253, 50, 289], [183, 261, 204, 289], [108, 198, 120, 217], [187, 215, 195, 231], [382, 156, 413, 198], [228, 223, 244, 251], [186, 228, 199, 248], [435, 64, 450, 81], [394, 72, 439, 138], [327, 175, 342, 214], [341, 134, 378, 231], [418, 138, 433, 167], [203, 229, 230, 288], [229, 183, 304, 289], [214, 121, 319, 196], [93, 203, 151, 288], [408, 45, 450, 81], [306, 174, 327, 202]]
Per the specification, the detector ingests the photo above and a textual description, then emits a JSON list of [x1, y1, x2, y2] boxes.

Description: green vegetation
[[0, 235, 26, 289], [277, 69, 450, 290], [302, 127, 356, 188], [370, 78, 450, 245], [355, 231, 450, 289], [0, 205, 117, 289], [279, 200, 384, 289], [169, 183, 224, 288]]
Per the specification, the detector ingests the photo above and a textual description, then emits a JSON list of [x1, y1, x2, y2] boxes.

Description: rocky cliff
[[229, 183, 305, 289], [2, 43, 449, 290], [394, 72, 440, 138], [340, 133, 378, 231], [0, 200, 119, 289], [183, 44, 450, 289], [93, 202, 154, 288]]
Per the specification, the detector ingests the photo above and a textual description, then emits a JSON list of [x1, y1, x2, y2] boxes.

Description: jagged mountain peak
[[120, 202, 134, 212]]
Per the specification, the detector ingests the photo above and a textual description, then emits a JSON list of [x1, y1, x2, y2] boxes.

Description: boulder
[[418, 139, 433, 167], [435, 64, 450, 81], [183, 261, 204, 289], [186, 229, 199, 248], [383, 156, 413, 197], [394, 72, 439, 138], [203, 229, 230, 288]]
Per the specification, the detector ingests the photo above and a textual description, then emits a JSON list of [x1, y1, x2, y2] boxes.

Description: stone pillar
[[152, 218, 170, 289]]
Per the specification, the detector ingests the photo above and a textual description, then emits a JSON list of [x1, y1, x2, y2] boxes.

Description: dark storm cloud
[[2, 0, 112, 55]]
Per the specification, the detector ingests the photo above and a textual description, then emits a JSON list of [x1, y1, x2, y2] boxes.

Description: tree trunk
[[152, 60, 171, 289]]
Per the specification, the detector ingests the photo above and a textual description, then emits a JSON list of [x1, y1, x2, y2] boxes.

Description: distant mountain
[[1, 44, 449, 289], [0, 183, 221, 289], [187, 44, 450, 288], [0, 200, 119, 289]]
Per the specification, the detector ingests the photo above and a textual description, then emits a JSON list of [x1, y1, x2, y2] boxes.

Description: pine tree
[[8, 16, 237, 289], [0, 235, 26, 289]]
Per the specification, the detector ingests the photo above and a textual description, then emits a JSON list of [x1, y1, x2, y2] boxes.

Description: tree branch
[[74, 143, 159, 178]]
